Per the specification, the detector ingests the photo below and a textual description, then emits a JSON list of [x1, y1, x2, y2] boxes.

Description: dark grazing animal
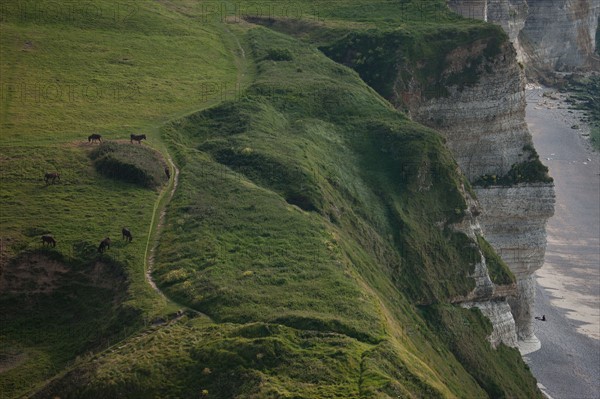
[[98, 237, 111, 253], [535, 315, 546, 321], [130, 134, 146, 144], [41, 235, 56, 247], [44, 172, 60, 184], [88, 134, 102, 143], [164, 167, 171, 179], [122, 228, 133, 242]]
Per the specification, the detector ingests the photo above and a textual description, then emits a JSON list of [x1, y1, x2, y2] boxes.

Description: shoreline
[[527, 85, 600, 340], [524, 85, 600, 399]]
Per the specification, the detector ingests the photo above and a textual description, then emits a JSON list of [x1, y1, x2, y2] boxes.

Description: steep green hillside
[[31, 26, 540, 398], [2, 1, 542, 398], [0, 1, 240, 396]]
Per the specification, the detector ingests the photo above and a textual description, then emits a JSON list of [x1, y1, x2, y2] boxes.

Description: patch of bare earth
[[0, 349, 27, 374], [0, 253, 68, 295], [0, 252, 127, 295]]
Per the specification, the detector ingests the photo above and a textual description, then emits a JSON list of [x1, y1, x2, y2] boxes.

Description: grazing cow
[[41, 235, 56, 247], [44, 172, 60, 184], [130, 134, 146, 144], [98, 237, 111, 253], [164, 166, 171, 179], [122, 228, 133, 242], [535, 315, 546, 321], [88, 134, 102, 143]]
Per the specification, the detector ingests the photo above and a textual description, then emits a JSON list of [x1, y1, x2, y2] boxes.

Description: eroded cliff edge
[[323, 26, 555, 351], [400, 37, 556, 349]]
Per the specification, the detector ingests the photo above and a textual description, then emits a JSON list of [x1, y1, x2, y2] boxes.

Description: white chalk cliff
[[397, 36, 555, 350], [449, 191, 520, 348], [448, 0, 600, 73], [477, 183, 555, 344], [443, 0, 598, 350]]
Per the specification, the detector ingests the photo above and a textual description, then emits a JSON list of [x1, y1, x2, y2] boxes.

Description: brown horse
[[41, 235, 56, 247], [122, 228, 133, 242], [98, 237, 111, 253], [44, 172, 60, 184], [130, 134, 146, 144], [164, 166, 171, 179], [88, 134, 102, 143]]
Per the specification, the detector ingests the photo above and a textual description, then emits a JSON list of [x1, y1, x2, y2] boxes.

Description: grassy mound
[[90, 142, 167, 189], [144, 27, 538, 397], [31, 320, 370, 398]]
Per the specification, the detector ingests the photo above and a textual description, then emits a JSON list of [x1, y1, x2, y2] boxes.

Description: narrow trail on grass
[[21, 21, 253, 399], [143, 151, 209, 320], [144, 153, 179, 297], [22, 154, 194, 398], [225, 23, 246, 63], [142, 22, 249, 317], [223, 22, 249, 87]]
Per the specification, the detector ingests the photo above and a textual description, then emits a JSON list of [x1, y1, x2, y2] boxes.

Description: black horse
[[98, 237, 111, 253], [88, 134, 102, 143], [130, 134, 146, 144], [122, 228, 133, 242], [41, 235, 56, 247], [44, 172, 60, 184], [164, 166, 171, 179]]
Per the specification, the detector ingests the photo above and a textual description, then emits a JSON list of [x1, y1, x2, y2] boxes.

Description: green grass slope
[[0, 1, 240, 396], [0, 144, 163, 397], [0, 0, 238, 144], [32, 26, 541, 398], [2, 1, 542, 397]]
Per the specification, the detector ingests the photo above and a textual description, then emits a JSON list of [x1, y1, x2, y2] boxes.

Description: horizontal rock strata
[[398, 36, 555, 349], [476, 183, 555, 341], [448, 0, 600, 73]]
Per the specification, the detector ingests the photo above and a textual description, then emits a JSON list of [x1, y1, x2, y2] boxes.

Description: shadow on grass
[[0, 249, 142, 398]]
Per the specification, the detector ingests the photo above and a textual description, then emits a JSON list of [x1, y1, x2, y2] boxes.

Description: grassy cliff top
[[30, 25, 538, 399], [1, 1, 537, 398]]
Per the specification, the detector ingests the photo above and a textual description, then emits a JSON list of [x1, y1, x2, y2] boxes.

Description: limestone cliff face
[[476, 183, 555, 341], [462, 300, 518, 348], [519, 0, 599, 72], [405, 41, 530, 181], [440, 0, 594, 348], [397, 35, 555, 349], [449, 193, 520, 348], [321, 13, 556, 350], [448, 0, 600, 73], [448, 0, 529, 62]]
